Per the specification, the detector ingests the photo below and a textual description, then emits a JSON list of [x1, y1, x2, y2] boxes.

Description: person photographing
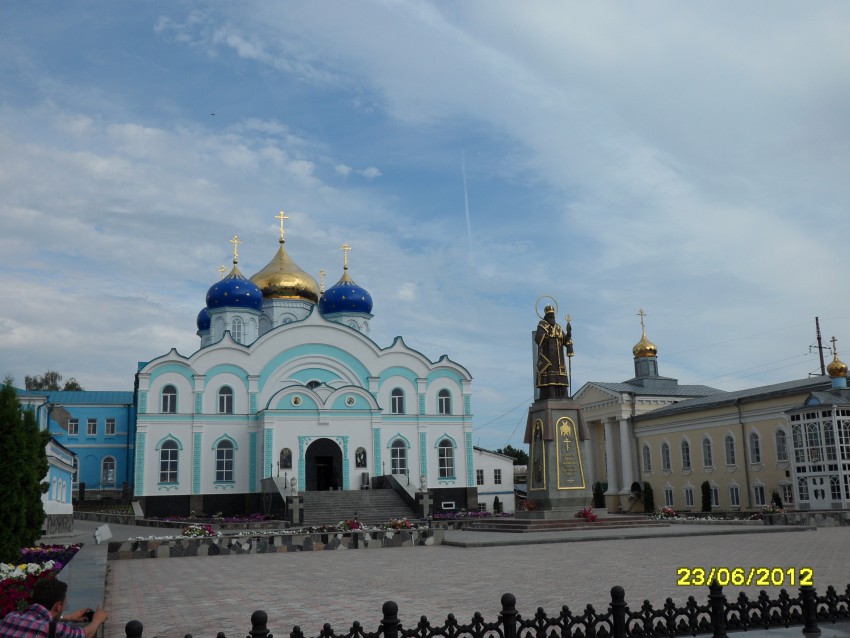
[[0, 578, 107, 638]]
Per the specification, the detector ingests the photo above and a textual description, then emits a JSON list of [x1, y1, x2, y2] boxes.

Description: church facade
[[133, 217, 476, 517]]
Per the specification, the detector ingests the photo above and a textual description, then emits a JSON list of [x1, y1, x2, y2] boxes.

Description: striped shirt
[[0, 605, 84, 638]]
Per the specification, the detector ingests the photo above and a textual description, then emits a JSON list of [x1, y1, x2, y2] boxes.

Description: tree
[[495, 444, 528, 466], [24, 370, 84, 391], [643, 481, 655, 513], [0, 379, 50, 561], [701, 480, 712, 513]]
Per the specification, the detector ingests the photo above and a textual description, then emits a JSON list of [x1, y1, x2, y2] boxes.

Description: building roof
[[634, 376, 830, 420], [17, 389, 134, 405], [789, 389, 850, 410], [587, 376, 725, 398]]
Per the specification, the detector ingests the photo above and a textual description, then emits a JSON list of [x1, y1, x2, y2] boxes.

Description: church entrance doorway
[[305, 438, 343, 491]]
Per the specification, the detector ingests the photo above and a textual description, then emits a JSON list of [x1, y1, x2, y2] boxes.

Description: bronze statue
[[536, 305, 572, 399]]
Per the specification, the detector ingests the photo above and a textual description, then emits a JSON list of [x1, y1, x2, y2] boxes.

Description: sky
[[2, 2, 850, 449]]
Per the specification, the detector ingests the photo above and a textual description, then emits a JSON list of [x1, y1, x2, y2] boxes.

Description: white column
[[618, 417, 634, 493], [604, 418, 619, 495]]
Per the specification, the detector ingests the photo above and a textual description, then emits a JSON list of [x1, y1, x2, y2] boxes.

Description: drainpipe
[[736, 399, 752, 509]]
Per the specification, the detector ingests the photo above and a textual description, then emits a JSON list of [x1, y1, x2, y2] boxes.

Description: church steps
[[301, 489, 418, 525], [466, 516, 668, 533]]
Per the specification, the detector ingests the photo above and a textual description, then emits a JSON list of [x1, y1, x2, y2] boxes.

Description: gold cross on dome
[[637, 308, 647, 332], [340, 242, 351, 269], [218, 265, 227, 280], [230, 235, 241, 263], [566, 314, 572, 323], [319, 269, 326, 293], [275, 210, 289, 242], [831, 335, 838, 355]]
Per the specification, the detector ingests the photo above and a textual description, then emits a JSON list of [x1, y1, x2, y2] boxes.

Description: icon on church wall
[[280, 447, 292, 469], [355, 447, 367, 468]]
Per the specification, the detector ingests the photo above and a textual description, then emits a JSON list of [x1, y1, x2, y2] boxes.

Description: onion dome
[[632, 308, 657, 358], [827, 350, 847, 378], [206, 264, 263, 310], [250, 212, 319, 303], [319, 242, 373, 315], [196, 307, 211, 331]]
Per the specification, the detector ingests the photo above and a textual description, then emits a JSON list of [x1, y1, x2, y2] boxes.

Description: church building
[[133, 214, 476, 517]]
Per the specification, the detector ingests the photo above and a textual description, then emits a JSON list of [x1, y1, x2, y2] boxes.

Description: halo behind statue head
[[535, 295, 559, 319]]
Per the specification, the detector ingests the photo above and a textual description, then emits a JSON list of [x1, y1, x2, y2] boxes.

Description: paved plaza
[[97, 525, 849, 638]]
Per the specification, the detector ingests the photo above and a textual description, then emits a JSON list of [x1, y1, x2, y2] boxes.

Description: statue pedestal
[[518, 399, 591, 518]]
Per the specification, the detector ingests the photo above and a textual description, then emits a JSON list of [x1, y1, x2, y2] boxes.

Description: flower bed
[[106, 528, 443, 560], [1, 545, 82, 618]]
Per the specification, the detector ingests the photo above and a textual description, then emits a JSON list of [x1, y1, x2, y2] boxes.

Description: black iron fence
[[123, 582, 850, 638]]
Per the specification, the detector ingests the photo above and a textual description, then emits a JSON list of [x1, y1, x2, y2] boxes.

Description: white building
[[472, 447, 515, 513], [134, 219, 477, 517]]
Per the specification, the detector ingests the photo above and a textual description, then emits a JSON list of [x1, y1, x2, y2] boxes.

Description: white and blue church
[[133, 216, 478, 517]]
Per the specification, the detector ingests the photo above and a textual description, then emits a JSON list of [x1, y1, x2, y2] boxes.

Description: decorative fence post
[[708, 582, 728, 638], [125, 619, 143, 638], [381, 601, 400, 638], [500, 593, 518, 638], [610, 586, 626, 638], [249, 610, 272, 638], [800, 585, 821, 637]]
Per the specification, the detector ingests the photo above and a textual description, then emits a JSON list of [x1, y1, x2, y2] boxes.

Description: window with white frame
[[72, 457, 79, 484], [391, 439, 407, 473], [729, 484, 740, 507], [438, 439, 455, 478], [231, 317, 244, 344], [824, 423, 837, 461], [661, 442, 671, 471], [664, 485, 674, 507], [830, 475, 841, 500], [216, 439, 235, 482], [684, 485, 694, 508], [681, 440, 691, 470], [711, 483, 720, 508], [775, 430, 788, 462], [780, 483, 793, 504], [642, 444, 652, 472], [391, 388, 405, 414], [724, 434, 736, 465], [793, 425, 805, 462], [797, 477, 809, 501], [749, 431, 761, 464], [218, 386, 233, 414], [438, 389, 451, 415], [86, 418, 97, 436], [105, 418, 116, 436], [159, 440, 179, 483], [478, 503, 487, 512], [68, 418, 79, 436], [161, 385, 177, 413], [476, 469, 484, 485], [753, 483, 765, 506], [101, 457, 116, 485], [806, 423, 821, 461], [702, 437, 713, 467], [494, 468, 502, 485]]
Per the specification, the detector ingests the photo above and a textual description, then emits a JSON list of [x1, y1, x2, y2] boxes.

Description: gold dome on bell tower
[[632, 308, 658, 358], [827, 337, 848, 378], [250, 210, 319, 303]]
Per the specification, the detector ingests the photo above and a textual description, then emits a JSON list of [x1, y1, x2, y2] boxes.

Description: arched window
[[661, 442, 671, 471], [391, 388, 405, 415], [438, 389, 452, 415], [806, 423, 821, 460], [161, 385, 177, 414], [681, 440, 691, 470], [797, 477, 809, 501], [749, 432, 761, 464], [231, 317, 244, 344], [793, 424, 805, 463], [775, 430, 789, 462], [830, 475, 841, 500], [642, 444, 652, 472], [218, 386, 234, 414], [702, 437, 713, 467], [391, 439, 407, 473], [824, 423, 837, 461], [724, 434, 736, 466], [438, 439, 455, 478], [216, 440, 235, 482], [159, 440, 179, 483], [101, 457, 116, 486]]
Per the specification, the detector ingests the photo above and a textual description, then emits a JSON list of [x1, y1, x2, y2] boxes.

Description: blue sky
[[2, 2, 850, 448]]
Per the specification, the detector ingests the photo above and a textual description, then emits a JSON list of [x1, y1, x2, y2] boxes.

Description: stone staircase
[[301, 489, 418, 525], [466, 514, 668, 533]]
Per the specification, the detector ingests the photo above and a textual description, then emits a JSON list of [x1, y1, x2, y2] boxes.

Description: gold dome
[[632, 334, 658, 358], [827, 352, 847, 378], [250, 242, 319, 303]]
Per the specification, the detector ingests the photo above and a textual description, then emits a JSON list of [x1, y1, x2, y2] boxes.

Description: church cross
[[831, 335, 838, 355], [229, 235, 241, 263], [275, 210, 289, 242], [319, 269, 326, 293], [340, 242, 351, 269], [218, 265, 227, 280], [638, 308, 647, 333]]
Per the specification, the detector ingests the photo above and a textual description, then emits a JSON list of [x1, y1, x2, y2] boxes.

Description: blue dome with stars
[[196, 307, 211, 331], [319, 270, 373, 315], [206, 265, 263, 311]]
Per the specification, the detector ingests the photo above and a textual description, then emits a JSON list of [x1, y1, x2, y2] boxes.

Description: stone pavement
[[89, 523, 850, 638]]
